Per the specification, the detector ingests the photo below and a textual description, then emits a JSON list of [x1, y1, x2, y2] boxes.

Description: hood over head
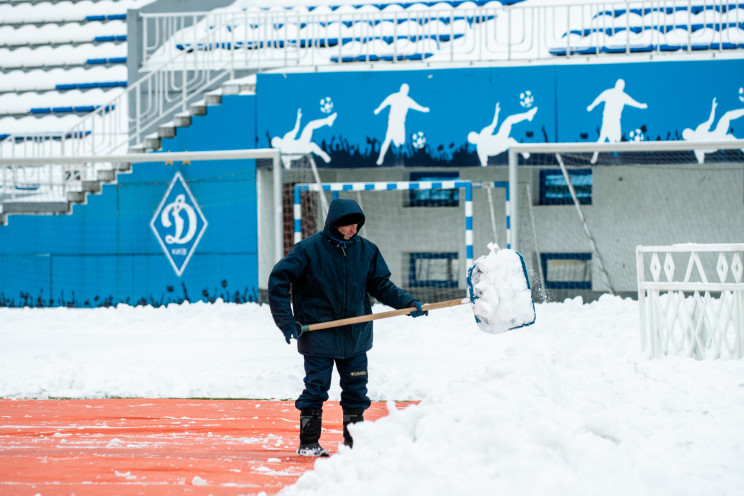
[[324, 199, 366, 239]]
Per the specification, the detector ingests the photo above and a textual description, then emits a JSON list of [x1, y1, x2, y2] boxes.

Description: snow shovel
[[298, 245, 536, 335], [298, 297, 467, 334]]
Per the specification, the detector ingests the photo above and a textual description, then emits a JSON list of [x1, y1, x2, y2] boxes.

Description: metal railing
[[139, 0, 744, 70]]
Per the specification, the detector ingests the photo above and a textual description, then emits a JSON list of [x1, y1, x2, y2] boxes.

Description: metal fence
[[637, 243, 744, 359]]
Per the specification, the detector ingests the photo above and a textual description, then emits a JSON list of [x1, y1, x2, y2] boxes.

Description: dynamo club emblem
[[151, 172, 208, 276]]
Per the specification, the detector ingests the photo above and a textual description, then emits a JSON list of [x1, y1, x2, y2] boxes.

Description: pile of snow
[[283, 296, 744, 496], [469, 243, 536, 333], [2, 295, 744, 495]]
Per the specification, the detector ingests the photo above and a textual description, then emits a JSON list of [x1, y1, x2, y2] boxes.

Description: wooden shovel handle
[[299, 297, 468, 334]]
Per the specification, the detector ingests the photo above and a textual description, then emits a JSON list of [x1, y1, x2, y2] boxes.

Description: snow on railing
[[140, 3, 518, 70], [139, 0, 744, 71]]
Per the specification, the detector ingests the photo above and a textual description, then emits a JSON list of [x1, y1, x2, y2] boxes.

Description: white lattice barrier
[[637, 244, 744, 359]]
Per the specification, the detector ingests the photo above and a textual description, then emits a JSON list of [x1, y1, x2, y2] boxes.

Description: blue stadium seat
[[94, 35, 128, 43], [86, 57, 127, 65], [0, 130, 92, 142], [553, 2, 744, 56], [86, 14, 128, 22], [173, 1, 484, 59]]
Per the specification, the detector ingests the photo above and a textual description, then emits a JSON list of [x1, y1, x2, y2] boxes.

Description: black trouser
[[295, 353, 371, 411]]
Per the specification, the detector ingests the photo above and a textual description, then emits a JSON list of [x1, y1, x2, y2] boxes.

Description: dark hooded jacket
[[268, 199, 417, 358]]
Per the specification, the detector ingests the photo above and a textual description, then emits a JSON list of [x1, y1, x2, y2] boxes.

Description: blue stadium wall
[[1, 59, 742, 307], [0, 95, 258, 307], [259, 58, 744, 167]]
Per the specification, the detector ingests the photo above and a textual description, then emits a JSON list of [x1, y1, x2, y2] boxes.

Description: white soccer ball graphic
[[519, 90, 535, 108], [319, 97, 334, 114], [629, 128, 645, 142], [411, 131, 426, 150], [739, 87, 744, 103]]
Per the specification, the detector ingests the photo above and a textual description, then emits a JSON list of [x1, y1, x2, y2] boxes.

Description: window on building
[[539, 169, 592, 205], [540, 253, 592, 289], [408, 171, 460, 207], [408, 252, 459, 288]]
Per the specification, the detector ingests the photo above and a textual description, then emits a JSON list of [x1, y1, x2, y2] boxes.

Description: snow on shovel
[[298, 243, 536, 335], [467, 242, 536, 333]]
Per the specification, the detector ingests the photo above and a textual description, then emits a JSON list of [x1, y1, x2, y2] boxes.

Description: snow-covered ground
[[2, 294, 743, 495]]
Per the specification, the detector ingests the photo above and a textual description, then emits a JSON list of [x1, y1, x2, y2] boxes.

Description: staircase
[[131, 75, 256, 153], [0, 161, 133, 225], [0, 74, 257, 225]]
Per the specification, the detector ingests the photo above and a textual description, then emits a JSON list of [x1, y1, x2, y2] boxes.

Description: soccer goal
[[291, 179, 475, 303], [265, 150, 517, 303], [505, 139, 744, 300]]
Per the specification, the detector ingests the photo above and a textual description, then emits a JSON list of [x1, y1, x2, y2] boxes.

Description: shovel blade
[[467, 248, 536, 334]]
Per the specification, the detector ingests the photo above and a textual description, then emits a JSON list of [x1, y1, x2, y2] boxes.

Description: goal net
[[275, 154, 519, 303], [277, 141, 743, 306], [506, 139, 744, 303], [292, 179, 474, 303]]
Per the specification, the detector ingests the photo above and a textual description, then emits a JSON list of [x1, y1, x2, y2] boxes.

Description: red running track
[[0, 399, 413, 495]]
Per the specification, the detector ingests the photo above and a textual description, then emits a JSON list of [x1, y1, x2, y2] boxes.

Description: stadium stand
[[0, 0, 151, 142], [549, 3, 744, 55], [168, 1, 501, 63], [0, 0, 740, 153], [0, 0, 530, 149], [0, 0, 741, 204], [147, 0, 508, 66]]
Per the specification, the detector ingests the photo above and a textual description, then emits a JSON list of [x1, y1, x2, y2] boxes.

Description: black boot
[[298, 408, 329, 457], [342, 408, 364, 448]]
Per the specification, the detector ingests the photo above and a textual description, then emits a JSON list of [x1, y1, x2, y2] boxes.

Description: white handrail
[[0, 148, 280, 166]]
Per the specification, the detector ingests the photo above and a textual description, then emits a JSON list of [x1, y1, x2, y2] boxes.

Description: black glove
[[281, 325, 299, 344], [409, 301, 428, 318]]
